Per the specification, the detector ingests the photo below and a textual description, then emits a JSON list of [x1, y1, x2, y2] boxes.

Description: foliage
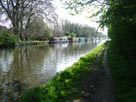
[[20, 43, 105, 102], [107, 43, 136, 102], [0, 28, 19, 46], [69, 32, 76, 37], [102, 0, 136, 59], [101, 1, 136, 101], [62, 20, 105, 37], [27, 16, 52, 40], [102, 1, 136, 101]]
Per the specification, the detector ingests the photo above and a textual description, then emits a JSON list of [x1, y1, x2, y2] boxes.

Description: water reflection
[[0, 49, 13, 73], [0, 41, 100, 102]]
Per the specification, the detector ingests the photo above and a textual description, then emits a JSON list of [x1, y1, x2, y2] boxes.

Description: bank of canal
[[0, 41, 102, 102], [20, 43, 106, 102]]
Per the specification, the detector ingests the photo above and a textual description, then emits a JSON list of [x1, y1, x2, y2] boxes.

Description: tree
[[52, 17, 64, 37], [105, 0, 136, 58], [27, 16, 52, 40], [0, 0, 56, 40], [61, 20, 102, 38]]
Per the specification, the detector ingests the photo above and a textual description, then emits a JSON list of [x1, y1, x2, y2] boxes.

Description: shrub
[[107, 43, 136, 102], [0, 30, 19, 46]]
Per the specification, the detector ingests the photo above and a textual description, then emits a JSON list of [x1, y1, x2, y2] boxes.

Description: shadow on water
[[0, 80, 26, 102]]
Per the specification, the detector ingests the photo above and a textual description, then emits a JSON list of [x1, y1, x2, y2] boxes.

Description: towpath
[[74, 48, 114, 102]]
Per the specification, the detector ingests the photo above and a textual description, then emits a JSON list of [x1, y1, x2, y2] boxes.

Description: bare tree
[[0, 0, 56, 40]]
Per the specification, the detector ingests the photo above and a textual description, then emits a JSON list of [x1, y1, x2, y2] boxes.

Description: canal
[[0, 41, 101, 102]]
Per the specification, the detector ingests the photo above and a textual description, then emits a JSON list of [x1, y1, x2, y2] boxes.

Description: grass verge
[[107, 44, 136, 102], [20, 43, 105, 102]]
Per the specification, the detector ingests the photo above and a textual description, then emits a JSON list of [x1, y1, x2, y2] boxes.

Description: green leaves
[[107, 44, 136, 102], [0, 30, 19, 46]]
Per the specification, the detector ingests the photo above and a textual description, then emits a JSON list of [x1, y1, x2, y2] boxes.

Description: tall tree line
[[61, 20, 105, 38]]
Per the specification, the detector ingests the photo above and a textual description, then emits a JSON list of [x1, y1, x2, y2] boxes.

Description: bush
[[0, 30, 19, 46], [107, 43, 136, 102]]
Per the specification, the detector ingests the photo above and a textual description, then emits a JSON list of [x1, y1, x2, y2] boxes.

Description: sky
[[54, 0, 98, 26], [0, 15, 11, 28], [54, 0, 107, 34]]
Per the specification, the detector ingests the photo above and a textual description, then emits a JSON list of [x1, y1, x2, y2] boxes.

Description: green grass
[[107, 45, 136, 102], [20, 43, 105, 102]]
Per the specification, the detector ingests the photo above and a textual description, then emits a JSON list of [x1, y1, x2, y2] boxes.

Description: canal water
[[0, 41, 101, 102]]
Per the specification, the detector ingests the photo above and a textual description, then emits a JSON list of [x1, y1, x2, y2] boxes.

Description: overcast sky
[[53, 0, 107, 34], [54, 0, 99, 27]]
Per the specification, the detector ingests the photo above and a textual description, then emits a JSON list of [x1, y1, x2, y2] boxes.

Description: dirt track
[[74, 48, 114, 102], [91, 48, 114, 102]]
